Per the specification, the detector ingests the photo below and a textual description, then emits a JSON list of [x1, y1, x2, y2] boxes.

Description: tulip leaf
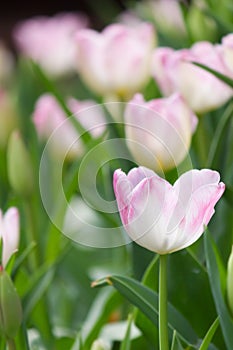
[[204, 230, 233, 349], [119, 314, 133, 350], [191, 61, 233, 89], [92, 274, 198, 345], [31, 60, 92, 144], [199, 317, 219, 350], [207, 102, 233, 169]]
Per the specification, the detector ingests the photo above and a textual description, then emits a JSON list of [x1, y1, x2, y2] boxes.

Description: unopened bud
[[0, 268, 22, 339], [91, 339, 111, 350], [0, 91, 18, 149], [7, 131, 34, 196]]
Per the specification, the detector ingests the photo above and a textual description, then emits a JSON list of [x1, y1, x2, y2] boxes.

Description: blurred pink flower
[[14, 13, 88, 77], [33, 94, 106, 159], [113, 166, 225, 254], [152, 42, 233, 113], [124, 93, 198, 172], [0, 207, 20, 268], [76, 23, 156, 98]]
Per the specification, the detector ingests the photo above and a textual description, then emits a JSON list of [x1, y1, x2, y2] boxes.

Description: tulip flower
[[33, 94, 106, 159], [91, 339, 111, 350], [124, 93, 198, 172], [152, 42, 233, 113], [76, 23, 155, 99], [13, 13, 88, 77], [113, 166, 225, 254], [0, 207, 20, 268]]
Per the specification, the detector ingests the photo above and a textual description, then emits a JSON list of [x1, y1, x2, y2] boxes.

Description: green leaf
[[207, 102, 233, 168], [120, 314, 133, 350], [204, 230, 233, 349], [199, 317, 219, 350], [171, 331, 184, 350], [92, 275, 198, 345], [192, 61, 233, 89]]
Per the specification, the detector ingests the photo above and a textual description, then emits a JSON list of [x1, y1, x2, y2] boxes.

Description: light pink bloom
[[33, 94, 106, 159], [124, 93, 198, 172], [0, 208, 20, 268], [76, 23, 156, 98], [221, 34, 233, 74], [113, 167, 225, 254], [152, 42, 233, 113], [14, 13, 88, 77]]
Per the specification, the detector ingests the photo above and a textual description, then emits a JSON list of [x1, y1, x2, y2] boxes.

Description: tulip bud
[[227, 246, 233, 315], [0, 90, 18, 149], [91, 339, 111, 350], [7, 131, 34, 196], [0, 268, 22, 339]]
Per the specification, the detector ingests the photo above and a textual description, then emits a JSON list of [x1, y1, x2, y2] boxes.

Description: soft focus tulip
[[227, 246, 233, 315], [14, 13, 88, 77], [0, 90, 18, 149], [124, 93, 198, 172], [221, 34, 233, 75], [152, 42, 233, 113], [0, 207, 19, 268], [33, 94, 106, 159], [7, 131, 34, 196], [76, 23, 155, 99], [113, 167, 225, 254], [0, 42, 14, 84], [0, 269, 22, 338]]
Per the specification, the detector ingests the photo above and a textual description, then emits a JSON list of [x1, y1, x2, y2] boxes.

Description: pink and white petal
[[127, 166, 156, 187], [113, 169, 133, 225], [175, 182, 225, 251], [173, 169, 221, 209], [2, 207, 20, 267]]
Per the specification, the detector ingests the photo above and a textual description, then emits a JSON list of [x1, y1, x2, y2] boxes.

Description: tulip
[[13, 13, 88, 77], [152, 42, 233, 113], [0, 207, 19, 268], [0, 90, 18, 149], [124, 93, 198, 172], [113, 166, 225, 254], [76, 23, 155, 99], [33, 94, 106, 159]]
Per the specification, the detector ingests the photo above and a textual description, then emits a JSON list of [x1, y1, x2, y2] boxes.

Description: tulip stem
[[6, 339, 16, 350], [159, 254, 169, 350]]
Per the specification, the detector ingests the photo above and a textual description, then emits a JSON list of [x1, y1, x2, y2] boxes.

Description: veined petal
[[2, 207, 20, 268]]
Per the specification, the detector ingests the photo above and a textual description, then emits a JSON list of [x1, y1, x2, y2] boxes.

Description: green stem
[[159, 254, 169, 350], [6, 339, 16, 350]]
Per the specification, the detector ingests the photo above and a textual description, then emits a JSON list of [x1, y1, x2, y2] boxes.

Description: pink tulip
[[33, 94, 106, 159], [76, 23, 155, 98], [113, 167, 225, 254], [124, 93, 198, 172], [152, 42, 233, 113], [0, 208, 20, 268], [14, 13, 88, 77]]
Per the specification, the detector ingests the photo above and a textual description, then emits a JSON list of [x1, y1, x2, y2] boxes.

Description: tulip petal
[[2, 207, 20, 268]]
